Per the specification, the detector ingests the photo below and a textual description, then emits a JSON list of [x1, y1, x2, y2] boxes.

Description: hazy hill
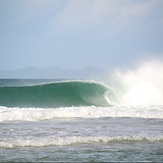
[[0, 66, 105, 79]]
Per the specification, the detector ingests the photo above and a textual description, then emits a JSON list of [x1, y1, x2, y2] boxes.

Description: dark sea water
[[0, 79, 163, 162]]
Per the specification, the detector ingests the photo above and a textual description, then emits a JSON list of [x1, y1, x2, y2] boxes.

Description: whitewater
[[0, 61, 163, 162]]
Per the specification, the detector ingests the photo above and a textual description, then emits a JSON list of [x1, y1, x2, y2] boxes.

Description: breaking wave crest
[[0, 135, 162, 148], [0, 105, 163, 122]]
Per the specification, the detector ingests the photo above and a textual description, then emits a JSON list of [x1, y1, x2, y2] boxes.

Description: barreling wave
[[0, 135, 162, 148], [0, 81, 115, 108]]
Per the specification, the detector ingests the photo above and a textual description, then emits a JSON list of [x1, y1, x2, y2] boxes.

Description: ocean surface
[[0, 79, 163, 162]]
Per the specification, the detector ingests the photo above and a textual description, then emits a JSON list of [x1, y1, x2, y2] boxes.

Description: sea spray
[[108, 60, 163, 106]]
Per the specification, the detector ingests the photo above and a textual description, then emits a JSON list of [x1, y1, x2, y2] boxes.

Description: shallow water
[[0, 117, 163, 162]]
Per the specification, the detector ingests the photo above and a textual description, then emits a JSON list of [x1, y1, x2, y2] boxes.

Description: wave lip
[[0, 81, 112, 108], [0, 135, 162, 148]]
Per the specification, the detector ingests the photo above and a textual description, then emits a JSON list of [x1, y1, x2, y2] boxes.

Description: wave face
[[0, 81, 112, 108]]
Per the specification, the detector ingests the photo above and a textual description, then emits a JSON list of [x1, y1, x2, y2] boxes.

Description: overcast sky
[[0, 0, 163, 70]]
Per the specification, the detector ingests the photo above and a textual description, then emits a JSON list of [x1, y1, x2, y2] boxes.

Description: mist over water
[[108, 60, 163, 106]]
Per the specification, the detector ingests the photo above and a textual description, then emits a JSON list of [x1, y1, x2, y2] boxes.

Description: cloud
[[48, 0, 162, 33], [48, 0, 120, 32], [118, 2, 150, 22], [48, 0, 94, 32]]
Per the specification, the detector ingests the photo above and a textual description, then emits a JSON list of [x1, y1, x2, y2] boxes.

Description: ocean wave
[[0, 81, 114, 108], [0, 135, 162, 148], [0, 105, 163, 122]]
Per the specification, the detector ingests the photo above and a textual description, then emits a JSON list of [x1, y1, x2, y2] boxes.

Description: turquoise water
[[0, 80, 111, 107], [0, 79, 163, 162]]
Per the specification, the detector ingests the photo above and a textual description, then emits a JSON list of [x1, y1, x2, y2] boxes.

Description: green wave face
[[0, 81, 112, 108]]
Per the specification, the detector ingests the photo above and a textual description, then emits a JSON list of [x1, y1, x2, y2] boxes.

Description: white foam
[[110, 60, 163, 106], [0, 135, 162, 148], [0, 105, 163, 122]]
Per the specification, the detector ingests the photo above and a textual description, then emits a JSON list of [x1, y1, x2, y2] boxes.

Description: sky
[[0, 0, 163, 70]]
